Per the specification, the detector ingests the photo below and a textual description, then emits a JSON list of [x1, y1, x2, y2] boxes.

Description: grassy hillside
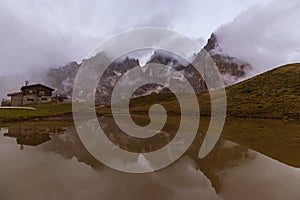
[[225, 63, 300, 119], [128, 63, 300, 120]]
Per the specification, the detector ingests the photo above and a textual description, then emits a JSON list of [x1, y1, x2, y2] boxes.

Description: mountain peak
[[204, 33, 219, 52], [200, 33, 252, 84]]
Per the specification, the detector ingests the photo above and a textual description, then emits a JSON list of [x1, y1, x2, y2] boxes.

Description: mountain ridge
[[45, 33, 253, 102]]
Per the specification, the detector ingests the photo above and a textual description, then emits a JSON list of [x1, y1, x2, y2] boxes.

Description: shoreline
[[0, 111, 299, 124]]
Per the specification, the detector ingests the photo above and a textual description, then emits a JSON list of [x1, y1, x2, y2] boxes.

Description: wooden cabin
[[7, 83, 55, 106]]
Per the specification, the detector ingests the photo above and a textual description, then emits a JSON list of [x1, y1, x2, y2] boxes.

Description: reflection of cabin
[[3, 125, 66, 149], [4, 126, 51, 147], [7, 83, 55, 106]]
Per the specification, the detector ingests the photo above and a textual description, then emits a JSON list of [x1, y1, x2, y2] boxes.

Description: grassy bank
[[0, 102, 72, 122]]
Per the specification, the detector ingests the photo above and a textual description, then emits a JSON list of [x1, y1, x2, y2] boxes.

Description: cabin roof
[[21, 84, 55, 91], [7, 92, 22, 97]]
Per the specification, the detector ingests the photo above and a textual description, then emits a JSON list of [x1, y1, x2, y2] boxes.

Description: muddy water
[[0, 118, 299, 200]]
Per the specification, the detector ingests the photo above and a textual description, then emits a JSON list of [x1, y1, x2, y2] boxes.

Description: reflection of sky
[[0, 144, 219, 200], [0, 127, 300, 200], [219, 154, 300, 200]]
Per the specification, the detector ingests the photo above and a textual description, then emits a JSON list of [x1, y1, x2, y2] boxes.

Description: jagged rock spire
[[204, 33, 219, 52]]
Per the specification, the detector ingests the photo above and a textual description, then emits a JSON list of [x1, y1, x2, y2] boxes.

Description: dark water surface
[[0, 118, 299, 200]]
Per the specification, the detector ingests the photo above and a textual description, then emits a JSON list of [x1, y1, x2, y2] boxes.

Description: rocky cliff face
[[46, 61, 80, 96], [146, 50, 207, 93], [45, 33, 252, 105], [204, 33, 252, 84], [96, 56, 140, 104], [46, 56, 140, 105]]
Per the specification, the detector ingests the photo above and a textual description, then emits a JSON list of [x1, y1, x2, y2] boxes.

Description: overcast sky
[[0, 0, 276, 77]]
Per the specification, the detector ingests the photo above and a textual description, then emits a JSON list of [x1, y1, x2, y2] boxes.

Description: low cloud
[[0, 0, 271, 77], [0, 0, 180, 77], [215, 0, 300, 74]]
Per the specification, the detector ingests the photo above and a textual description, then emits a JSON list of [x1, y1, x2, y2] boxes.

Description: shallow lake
[[0, 117, 299, 200]]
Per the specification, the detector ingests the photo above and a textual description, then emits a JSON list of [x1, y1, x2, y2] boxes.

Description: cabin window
[[41, 97, 48, 101], [29, 90, 33, 94], [27, 98, 34, 101]]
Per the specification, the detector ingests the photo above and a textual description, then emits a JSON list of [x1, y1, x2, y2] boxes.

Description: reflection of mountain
[[40, 126, 104, 169], [99, 116, 176, 153], [189, 138, 256, 192], [4, 120, 256, 194]]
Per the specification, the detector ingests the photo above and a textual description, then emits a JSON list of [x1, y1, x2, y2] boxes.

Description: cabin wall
[[22, 95, 39, 105], [22, 95, 53, 105], [40, 96, 53, 104], [11, 94, 23, 106]]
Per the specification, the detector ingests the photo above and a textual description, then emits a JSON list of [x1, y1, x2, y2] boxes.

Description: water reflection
[[0, 118, 300, 200], [3, 125, 66, 149]]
